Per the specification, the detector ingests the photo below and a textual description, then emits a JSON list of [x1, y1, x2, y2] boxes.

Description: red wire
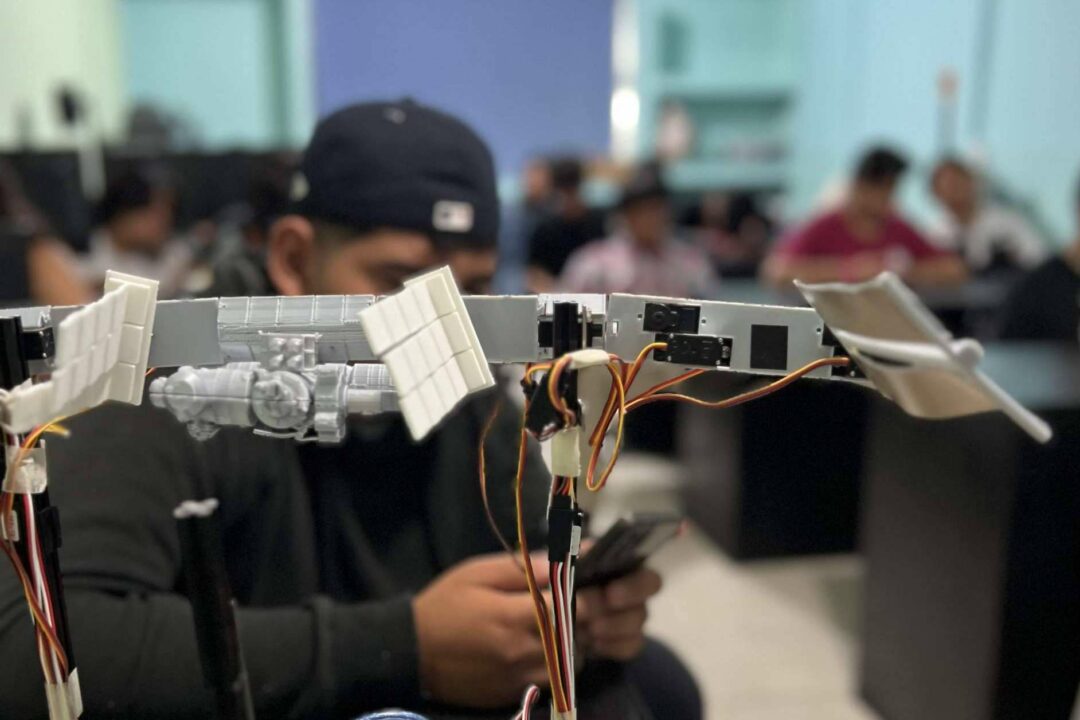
[[551, 560, 573, 702], [25, 494, 65, 680]]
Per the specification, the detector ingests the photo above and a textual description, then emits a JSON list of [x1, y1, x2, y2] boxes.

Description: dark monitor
[[0, 151, 92, 250], [0, 227, 33, 303]]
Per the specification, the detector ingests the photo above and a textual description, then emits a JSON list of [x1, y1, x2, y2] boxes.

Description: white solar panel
[[1, 271, 158, 432], [359, 266, 494, 440]]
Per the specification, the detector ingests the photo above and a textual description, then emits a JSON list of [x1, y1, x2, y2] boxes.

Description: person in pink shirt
[[763, 147, 968, 287], [559, 163, 720, 298]]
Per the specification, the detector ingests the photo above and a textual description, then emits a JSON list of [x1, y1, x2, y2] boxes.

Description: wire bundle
[[491, 347, 853, 720], [1, 418, 72, 690], [513, 685, 540, 720]]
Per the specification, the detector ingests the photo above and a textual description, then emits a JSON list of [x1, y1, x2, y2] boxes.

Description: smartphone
[[575, 513, 684, 588]]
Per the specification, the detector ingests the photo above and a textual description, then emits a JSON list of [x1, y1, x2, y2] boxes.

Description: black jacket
[[0, 388, 551, 719]]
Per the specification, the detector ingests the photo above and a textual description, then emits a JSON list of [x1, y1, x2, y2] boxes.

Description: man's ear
[[267, 215, 317, 296]]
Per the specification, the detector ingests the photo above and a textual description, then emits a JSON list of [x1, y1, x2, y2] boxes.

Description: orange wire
[[545, 355, 576, 427], [623, 341, 667, 391], [631, 369, 706, 401], [584, 364, 627, 491], [509, 371, 570, 708], [513, 394, 570, 711], [1, 418, 75, 679], [582, 344, 665, 488], [1, 540, 69, 675], [625, 357, 851, 412], [477, 396, 524, 567], [587, 342, 664, 447]]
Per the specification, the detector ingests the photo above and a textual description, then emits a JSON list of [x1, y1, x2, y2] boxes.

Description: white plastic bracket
[[797, 272, 1052, 444], [566, 348, 611, 370], [44, 667, 82, 720], [550, 426, 583, 477], [2, 443, 48, 494]]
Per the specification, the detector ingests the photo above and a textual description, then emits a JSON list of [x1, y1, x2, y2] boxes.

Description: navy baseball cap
[[291, 99, 499, 248]]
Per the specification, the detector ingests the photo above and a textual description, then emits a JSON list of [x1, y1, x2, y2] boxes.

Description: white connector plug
[[44, 668, 82, 720]]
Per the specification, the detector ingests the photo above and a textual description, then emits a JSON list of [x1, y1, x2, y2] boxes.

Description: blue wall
[[312, 0, 613, 174]]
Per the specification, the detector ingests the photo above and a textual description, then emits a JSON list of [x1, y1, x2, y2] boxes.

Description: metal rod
[[174, 499, 255, 720]]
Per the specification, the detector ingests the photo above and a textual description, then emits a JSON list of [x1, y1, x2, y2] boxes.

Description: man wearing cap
[[0, 101, 700, 720], [559, 163, 720, 298]]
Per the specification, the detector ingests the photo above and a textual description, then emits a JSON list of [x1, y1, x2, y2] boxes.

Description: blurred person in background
[[0, 160, 91, 306], [696, 191, 772, 278], [930, 156, 1047, 276], [80, 170, 194, 298], [763, 146, 967, 287], [559, 162, 718, 297], [526, 156, 608, 292], [496, 156, 552, 292], [998, 173, 1080, 341], [207, 164, 293, 296]]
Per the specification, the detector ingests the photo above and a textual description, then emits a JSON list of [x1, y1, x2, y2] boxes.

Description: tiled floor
[[595, 454, 879, 720]]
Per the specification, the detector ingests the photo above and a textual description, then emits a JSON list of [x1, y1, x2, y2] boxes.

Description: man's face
[[932, 166, 976, 217], [444, 247, 497, 295], [265, 221, 433, 296], [269, 218, 497, 298], [623, 197, 670, 251], [523, 161, 551, 206], [109, 191, 175, 253], [311, 228, 437, 295], [851, 180, 897, 221]]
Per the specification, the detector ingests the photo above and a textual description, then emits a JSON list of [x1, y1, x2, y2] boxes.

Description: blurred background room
[[2, 1, 1079, 719]]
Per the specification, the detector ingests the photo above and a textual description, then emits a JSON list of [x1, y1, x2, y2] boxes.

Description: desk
[[678, 373, 870, 559], [860, 343, 1080, 720], [666, 279, 1019, 559]]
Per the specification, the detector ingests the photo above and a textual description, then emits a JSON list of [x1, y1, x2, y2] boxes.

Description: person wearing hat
[[559, 162, 720, 298], [526, 156, 608, 292], [0, 101, 700, 720]]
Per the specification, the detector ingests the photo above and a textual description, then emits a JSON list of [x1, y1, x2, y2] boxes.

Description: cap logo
[[433, 200, 474, 233]]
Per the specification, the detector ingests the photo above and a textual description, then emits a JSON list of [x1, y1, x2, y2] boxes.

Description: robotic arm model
[[0, 267, 1051, 720], [2, 266, 1049, 445]]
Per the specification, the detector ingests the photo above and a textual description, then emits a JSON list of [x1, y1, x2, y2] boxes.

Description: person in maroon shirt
[[763, 147, 968, 286]]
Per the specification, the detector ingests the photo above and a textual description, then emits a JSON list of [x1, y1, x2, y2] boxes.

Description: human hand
[[413, 552, 551, 708], [843, 252, 888, 281], [576, 567, 662, 661]]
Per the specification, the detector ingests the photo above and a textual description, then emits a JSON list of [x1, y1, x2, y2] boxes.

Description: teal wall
[[634, 0, 1080, 241], [635, 0, 798, 189], [119, 0, 313, 148], [788, 0, 1080, 241], [983, 0, 1080, 242], [788, 0, 983, 227]]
